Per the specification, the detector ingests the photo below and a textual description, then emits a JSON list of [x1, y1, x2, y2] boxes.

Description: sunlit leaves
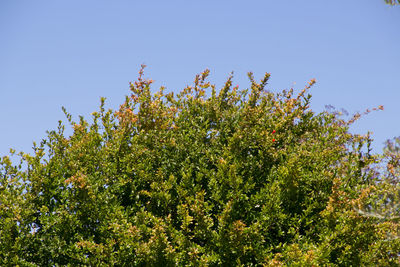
[[0, 67, 397, 265]]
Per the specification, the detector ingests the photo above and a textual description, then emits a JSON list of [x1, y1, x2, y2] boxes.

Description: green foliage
[[385, 0, 400, 5], [1, 66, 399, 265]]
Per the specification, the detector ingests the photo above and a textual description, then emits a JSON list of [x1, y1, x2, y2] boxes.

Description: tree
[[355, 137, 400, 241], [385, 0, 400, 5], [1, 66, 399, 265]]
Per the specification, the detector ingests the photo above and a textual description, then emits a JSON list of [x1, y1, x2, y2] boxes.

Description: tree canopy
[[385, 0, 400, 5], [1, 67, 399, 265]]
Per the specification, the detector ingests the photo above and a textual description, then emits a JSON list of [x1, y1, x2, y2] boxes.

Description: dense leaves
[[1, 67, 399, 265]]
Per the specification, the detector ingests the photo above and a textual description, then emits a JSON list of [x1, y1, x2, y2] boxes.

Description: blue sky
[[1, 0, 399, 156]]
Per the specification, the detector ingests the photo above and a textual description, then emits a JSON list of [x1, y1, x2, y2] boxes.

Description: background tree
[[0, 67, 399, 265], [355, 137, 400, 242], [385, 0, 400, 5]]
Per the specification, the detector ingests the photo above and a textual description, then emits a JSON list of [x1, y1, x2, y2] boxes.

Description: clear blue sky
[[1, 0, 399, 156]]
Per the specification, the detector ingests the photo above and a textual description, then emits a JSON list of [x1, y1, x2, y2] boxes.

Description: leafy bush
[[1, 67, 399, 265]]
